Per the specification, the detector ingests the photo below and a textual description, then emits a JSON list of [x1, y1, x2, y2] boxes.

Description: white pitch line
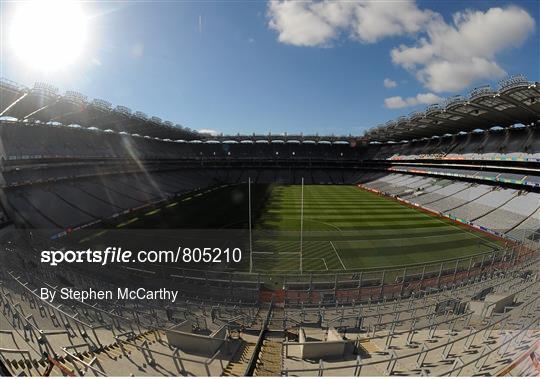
[[254, 231, 476, 242], [321, 258, 328, 270], [253, 251, 300, 255], [329, 241, 347, 270], [320, 234, 483, 243], [432, 215, 500, 248]]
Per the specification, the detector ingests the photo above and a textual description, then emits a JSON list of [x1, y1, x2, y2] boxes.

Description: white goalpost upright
[[248, 177, 253, 273], [300, 177, 304, 275]]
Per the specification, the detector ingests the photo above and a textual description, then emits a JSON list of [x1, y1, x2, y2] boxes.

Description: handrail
[[440, 315, 539, 376], [114, 330, 228, 376], [243, 295, 275, 376], [496, 339, 540, 376], [281, 292, 540, 375], [8, 272, 94, 329], [61, 347, 107, 377], [41, 281, 131, 322]]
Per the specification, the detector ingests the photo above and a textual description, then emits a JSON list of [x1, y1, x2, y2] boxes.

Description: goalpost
[[300, 177, 304, 275], [248, 177, 253, 273]]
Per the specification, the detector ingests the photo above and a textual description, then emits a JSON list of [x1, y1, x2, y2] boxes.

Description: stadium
[[1, 0, 540, 376], [1, 73, 539, 376]]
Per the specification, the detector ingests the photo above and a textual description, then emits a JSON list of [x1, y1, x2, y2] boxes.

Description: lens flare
[[9, 0, 89, 71]]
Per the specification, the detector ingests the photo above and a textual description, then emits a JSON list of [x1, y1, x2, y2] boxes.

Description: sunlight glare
[[9, 0, 89, 71]]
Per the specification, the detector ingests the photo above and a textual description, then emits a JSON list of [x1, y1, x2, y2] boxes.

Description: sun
[[9, 0, 89, 72]]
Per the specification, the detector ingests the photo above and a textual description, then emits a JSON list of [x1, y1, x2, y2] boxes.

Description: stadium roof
[[1, 75, 539, 144], [366, 75, 540, 142], [0, 78, 200, 140]]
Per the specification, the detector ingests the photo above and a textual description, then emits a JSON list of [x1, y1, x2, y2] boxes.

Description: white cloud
[[391, 6, 535, 92], [198, 129, 219, 136], [267, 0, 435, 47], [267, 1, 535, 93], [415, 58, 505, 93], [349, 1, 437, 43], [267, 1, 342, 47], [383, 78, 397, 88], [384, 92, 442, 109]]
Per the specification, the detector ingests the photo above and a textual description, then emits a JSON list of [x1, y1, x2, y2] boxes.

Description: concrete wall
[[469, 293, 515, 317], [299, 327, 350, 359], [165, 322, 227, 357], [485, 293, 515, 314]]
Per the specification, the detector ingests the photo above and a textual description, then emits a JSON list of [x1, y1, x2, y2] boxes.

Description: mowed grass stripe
[[253, 184, 502, 273], [253, 226, 475, 242], [109, 183, 502, 274], [263, 214, 437, 222], [259, 218, 455, 231]]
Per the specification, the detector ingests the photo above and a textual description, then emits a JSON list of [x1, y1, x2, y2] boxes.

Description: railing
[[445, 95, 466, 107], [114, 330, 229, 376], [469, 85, 495, 99], [499, 74, 529, 91], [116, 242, 529, 304], [281, 293, 540, 376], [243, 295, 275, 376], [14, 229, 534, 306], [62, 346, 107, 376], [90, 98, 112, 111], [0, 77, 22, 91], [6, 272, 112, 350], [495, 339, 540, 376], [441, 314, 539, 376]]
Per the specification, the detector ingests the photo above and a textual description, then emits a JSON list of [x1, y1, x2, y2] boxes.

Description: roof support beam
[[0, 92, 28, 117], [24, 100, 59, 120], [497, 93, 538, 118]]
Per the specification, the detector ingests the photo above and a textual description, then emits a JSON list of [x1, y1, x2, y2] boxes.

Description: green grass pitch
[[77, 183, 502, 274], [250, 185, 501, 273]]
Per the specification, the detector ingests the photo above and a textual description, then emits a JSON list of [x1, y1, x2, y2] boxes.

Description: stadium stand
[[1, 75, 539, 376], [358, 173, 539, 241], [1, 240, 538, 376], [475, 192, 540, 232], [424, 183, 490, 211]]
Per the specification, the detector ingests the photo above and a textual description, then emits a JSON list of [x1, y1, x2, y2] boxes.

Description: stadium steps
[[443, 185, 493, 212], [470, 190, 520, 222], [254, 337, 282, 376], [505, 205, 540, 236], [99, 181, 147, 204], [3, 343, 125, 376], [221, 340, 256, 376], [3, 353, 84, 377], [1, 329, 149, 376], [268, 306, 285, 330], [48, 189, 101, 220], [73, 183, 123, 211], [3, 358, 46, 376], [422, 182, 471, 206], [111, 175, 166, 197], [358, 339, 381, 355], [13, 192, 63, 229]]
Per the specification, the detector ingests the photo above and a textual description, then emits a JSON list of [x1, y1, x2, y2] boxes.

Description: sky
[[1, 0, 538, 136]]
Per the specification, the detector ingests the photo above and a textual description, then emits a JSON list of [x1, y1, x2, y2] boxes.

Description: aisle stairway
[[221, 340, 256, 376], [1, 330, 160, 376], [254, 336, 282, 376]]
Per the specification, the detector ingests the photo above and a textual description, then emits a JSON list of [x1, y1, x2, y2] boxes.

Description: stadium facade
[[0, 75, 539, 376]]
